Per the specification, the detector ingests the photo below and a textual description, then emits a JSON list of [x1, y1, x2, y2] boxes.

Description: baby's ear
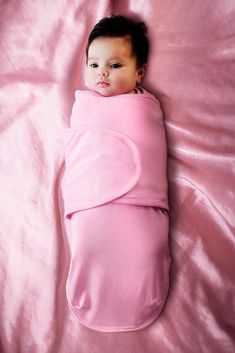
[[136, 64, 146, 83]]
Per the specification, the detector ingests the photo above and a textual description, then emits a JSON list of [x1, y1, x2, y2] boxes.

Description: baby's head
[[85, 15, 149, 96]]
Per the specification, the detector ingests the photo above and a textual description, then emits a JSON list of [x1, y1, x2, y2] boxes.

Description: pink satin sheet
[[0, 1, 234, 352]]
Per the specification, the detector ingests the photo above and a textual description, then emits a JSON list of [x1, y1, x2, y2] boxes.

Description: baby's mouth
[[97, 81, 110, 87]]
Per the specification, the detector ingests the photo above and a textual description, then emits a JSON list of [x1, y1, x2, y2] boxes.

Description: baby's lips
[[97, 81, 110, 87]]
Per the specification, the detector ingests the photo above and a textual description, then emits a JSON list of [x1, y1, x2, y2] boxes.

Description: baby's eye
[[89, 63, 98, 68], [110, 63, 122, 69]]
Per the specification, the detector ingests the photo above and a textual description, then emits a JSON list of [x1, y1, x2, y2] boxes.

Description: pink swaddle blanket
[[61, 89, 171, 332]]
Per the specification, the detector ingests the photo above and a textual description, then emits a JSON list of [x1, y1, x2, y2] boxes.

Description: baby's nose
[[98, 68, 109, 77]]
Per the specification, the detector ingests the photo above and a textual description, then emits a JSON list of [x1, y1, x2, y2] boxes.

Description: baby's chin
[[95, 90, 118, 97], [87, 86, 133, 97]]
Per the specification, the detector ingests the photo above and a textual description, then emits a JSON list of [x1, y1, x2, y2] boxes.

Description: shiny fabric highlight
[[0, 0, 234, 352]]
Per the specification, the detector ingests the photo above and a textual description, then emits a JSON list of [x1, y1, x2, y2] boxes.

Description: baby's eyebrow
[[109, 58, 123, 62], [87, 57, 97, 61], [88, 57, 124, 62]]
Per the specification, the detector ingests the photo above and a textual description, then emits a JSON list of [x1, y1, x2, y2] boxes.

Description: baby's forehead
[[87, 36, 135, 58], [90, 35, 131, 44], [89, 36, 131, 48]]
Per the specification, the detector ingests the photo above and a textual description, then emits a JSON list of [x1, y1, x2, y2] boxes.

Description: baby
[[61, 15, 171, 332]]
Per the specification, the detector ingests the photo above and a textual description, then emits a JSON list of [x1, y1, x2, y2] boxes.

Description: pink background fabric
[[0, 0, 234, 352]]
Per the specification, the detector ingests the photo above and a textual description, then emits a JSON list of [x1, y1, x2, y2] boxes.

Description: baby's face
[[85, 36, 145, 96]]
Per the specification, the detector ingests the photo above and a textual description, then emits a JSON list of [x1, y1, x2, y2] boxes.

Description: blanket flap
[[62, 126, 141, 218]]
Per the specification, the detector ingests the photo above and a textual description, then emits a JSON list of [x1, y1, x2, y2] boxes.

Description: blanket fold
[[62, 89, 168, 219]]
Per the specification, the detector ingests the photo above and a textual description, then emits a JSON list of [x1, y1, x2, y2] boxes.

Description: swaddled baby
[[61, 15, 171, 332]]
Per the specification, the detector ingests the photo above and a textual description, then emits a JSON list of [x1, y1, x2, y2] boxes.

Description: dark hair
[[86, 15, 149, 67]]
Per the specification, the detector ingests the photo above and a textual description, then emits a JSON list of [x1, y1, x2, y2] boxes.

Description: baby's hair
[[86, 15, 149, 68]]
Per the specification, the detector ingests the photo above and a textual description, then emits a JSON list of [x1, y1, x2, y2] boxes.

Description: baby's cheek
[[84, 73, 94, 89]]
